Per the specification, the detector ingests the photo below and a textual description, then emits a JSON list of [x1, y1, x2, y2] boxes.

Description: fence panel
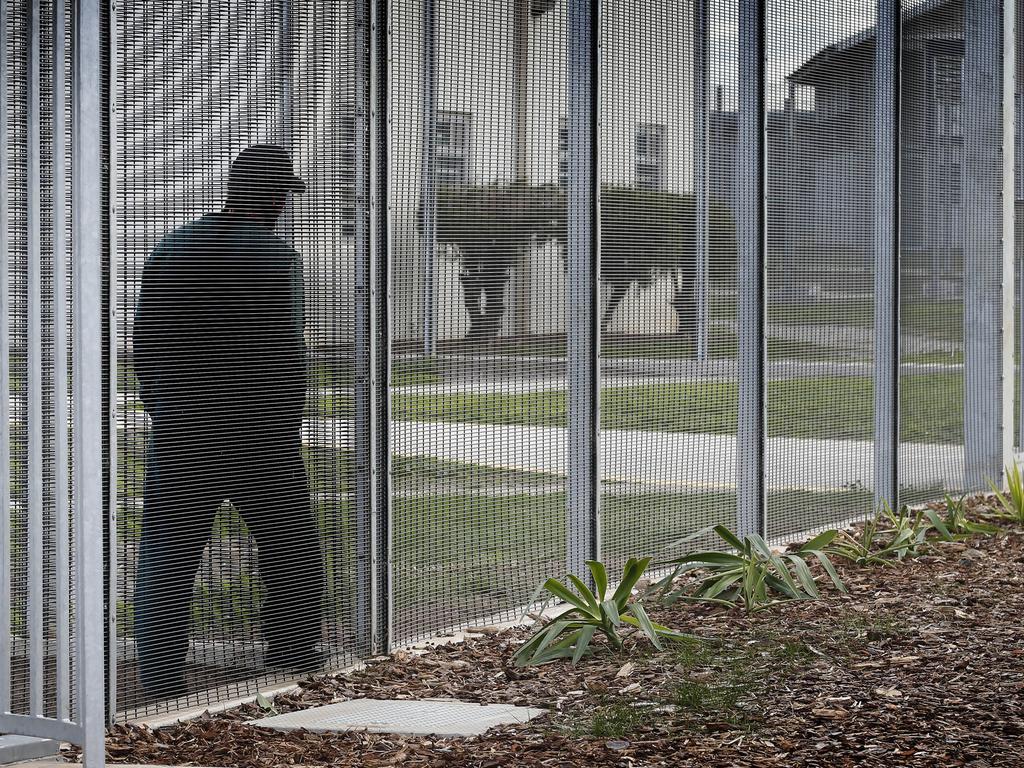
[[595, 0, 740, 566], [387, 0, 572, 645], [764, 0, 879, 539], [2, 0, 105, 763], [4, 0, 1019, 743], [114, 0, 365, 717]]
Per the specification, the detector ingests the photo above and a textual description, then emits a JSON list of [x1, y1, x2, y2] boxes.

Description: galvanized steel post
[[73, 0, 108, 762], [694, 0, 709, 363], [567, 0, 600, 579], [106, 0, 120, 721], [0, 0, 10, 719], [419, 0, 437, 356], [737, 0, 766, 537], [873, 0, 901, 512], [963, 0, 1015, 489], [27, 0, 44, 718], [53, 0, 71, 722], [354, 0, 393, 657]]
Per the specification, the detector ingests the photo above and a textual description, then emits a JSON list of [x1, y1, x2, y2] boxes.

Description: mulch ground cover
[[77, 494, 1024, 767]]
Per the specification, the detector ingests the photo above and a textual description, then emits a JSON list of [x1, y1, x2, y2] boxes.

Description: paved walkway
[[306, 419, 964, 493]]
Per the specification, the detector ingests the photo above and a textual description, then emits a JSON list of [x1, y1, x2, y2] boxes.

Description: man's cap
[[228, 144, 306, 194]]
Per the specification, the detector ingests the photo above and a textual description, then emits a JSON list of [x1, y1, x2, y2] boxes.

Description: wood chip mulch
[[73, 497, 1024, 767]]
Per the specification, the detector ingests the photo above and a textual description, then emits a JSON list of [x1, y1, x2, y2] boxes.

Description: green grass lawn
[[392, 373, 964, 445]]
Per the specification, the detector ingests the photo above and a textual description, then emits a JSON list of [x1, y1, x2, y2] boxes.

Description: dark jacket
[[132, 212, 306, 432]]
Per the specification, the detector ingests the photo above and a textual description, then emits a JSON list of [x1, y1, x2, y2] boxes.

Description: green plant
[[923, 494, 999, 540], [827, 504, 932, 565], [653, 526, 845, 613], [574, 703, 654, 739], [988, 462, 1024, 524], [513, 558, 694, 667]]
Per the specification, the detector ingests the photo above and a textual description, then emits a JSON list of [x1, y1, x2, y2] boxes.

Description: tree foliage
[[432, 183, 737, 336]]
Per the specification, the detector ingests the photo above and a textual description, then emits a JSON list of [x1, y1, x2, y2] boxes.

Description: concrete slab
[[0, 736, 60, 765], [247, 698, 545, 737]]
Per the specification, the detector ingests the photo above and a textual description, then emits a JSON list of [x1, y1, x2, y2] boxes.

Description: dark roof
[[788, 0, 957, 85]]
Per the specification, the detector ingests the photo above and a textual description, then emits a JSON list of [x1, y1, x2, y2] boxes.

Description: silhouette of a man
[[132, 145, 324, 699]]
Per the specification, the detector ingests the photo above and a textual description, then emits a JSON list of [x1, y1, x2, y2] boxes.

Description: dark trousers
[[133, 417, 324, 697]]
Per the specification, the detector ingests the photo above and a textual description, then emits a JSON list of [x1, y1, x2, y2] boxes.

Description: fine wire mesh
[[596, 0, 738, 568], [899, 0, 967, 506], [388, 0, 569, 645], [2, 0, 1018, 732], [115, 0, 360, 717], [6, 0, 31, 715], [4, 0, 76, 719], [766, 0, 879, 537]]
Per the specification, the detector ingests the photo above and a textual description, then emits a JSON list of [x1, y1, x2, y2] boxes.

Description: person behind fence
[[132, 145, 325, 698]]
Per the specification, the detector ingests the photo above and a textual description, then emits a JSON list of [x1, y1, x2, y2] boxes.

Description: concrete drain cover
[[248, 698, 546, 737]]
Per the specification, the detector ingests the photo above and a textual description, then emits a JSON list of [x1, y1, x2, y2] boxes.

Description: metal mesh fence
[[3, 0, 1021, 731], [388, 0, 570, 644], [765, 0, 879, 536], [3, 0, 77, 721]]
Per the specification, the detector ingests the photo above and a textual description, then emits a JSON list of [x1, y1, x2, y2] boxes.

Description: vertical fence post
[[419, 0, 437, 356], [375, 0, 393, 656], [355, 0, 392, 656], [567, 0, 600, 578], [73, 0, 107, 761], [53, 0, 71, 722], [737, 0, 766, 537], [105, 0, 119, 722], [694, 0, 709, 362], [27, 0, 44, 718], [354, 0, 371, 660], [873, 0, 901, 512], [0, 0, 9, 719], [963, 0, 1014, 489]]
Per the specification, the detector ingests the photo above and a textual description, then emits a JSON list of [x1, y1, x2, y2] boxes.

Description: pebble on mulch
[[76, 495, 1024, 767]]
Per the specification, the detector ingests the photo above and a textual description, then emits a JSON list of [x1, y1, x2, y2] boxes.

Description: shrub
[[987, 462, 1024, 524], [924, 494, 999, 540], [513, 557, 694, 667], [826, 504, 932, 566], [653, 526, 845, 613]]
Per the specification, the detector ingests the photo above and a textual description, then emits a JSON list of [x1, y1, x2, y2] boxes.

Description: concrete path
[[307, 419, 964, 493]]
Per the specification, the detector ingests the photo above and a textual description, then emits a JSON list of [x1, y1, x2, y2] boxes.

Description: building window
[[436, 111, 471, 185], [933, 54, 962, 138], [558, 117, 568, 187], [635, 123, 666, 190]]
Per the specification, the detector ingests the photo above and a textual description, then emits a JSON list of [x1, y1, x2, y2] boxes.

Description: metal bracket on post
[[694, 0, 709, 362], [566, 0, 600, 579], [737, 0, 766, 538], [873, 0, 901, 513], [963, 0, 1015, 490]]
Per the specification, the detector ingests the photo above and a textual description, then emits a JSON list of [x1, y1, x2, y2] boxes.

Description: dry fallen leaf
[[874, 687, 903, 699], [811, 707, 850, 720]]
